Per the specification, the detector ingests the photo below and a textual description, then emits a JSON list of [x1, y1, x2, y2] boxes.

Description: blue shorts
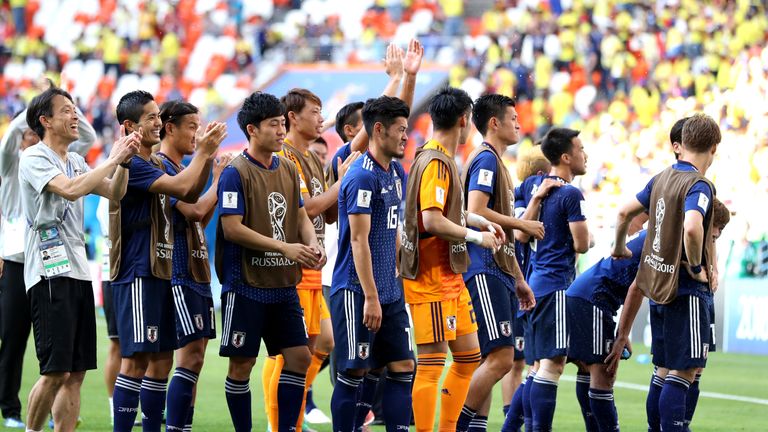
[[219, 290, 308, 358], [522, 312, 534, 366], [331, 290, 414, 372], [512, 298, 526, 361], [529, 290, 568, 361], [113, 277, 179, 357], [465, 274, 516, 356], [172, 285, 216, 348], [566, 296, 616, 365], [707, 296, 717, 352], [650, 295, 712, 371]]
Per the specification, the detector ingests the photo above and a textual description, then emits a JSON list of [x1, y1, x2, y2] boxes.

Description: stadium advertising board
[[724, 277, 768, 355]]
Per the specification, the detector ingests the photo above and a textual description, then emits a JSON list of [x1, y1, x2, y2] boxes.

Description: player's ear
[[246, 123, 258, 139]]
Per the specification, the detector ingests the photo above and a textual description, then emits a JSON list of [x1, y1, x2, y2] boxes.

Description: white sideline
[[560, 375, 768, 406]]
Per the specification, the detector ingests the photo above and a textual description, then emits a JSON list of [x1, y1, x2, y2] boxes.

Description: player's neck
[[482, 135, 509, 155], [678, 153, 709, 174], [285, 131, 310, 153], [42, 136, 72, 160], [138, 143, 154, 159], [369, 145, 392, 169], [431, 130, 460, 157], [248, 144, 273, 167], [158, 141, 184, 166], [550, 165, 573, 183]]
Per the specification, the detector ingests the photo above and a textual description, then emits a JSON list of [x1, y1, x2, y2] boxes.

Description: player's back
[[514, 174, 545, 280]]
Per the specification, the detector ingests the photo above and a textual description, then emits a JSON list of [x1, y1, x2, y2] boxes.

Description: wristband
[[466, 212, 489, 228], [690, 264, 702, 274], [119, 161, 131, 169], [464, 228, 483, 245]]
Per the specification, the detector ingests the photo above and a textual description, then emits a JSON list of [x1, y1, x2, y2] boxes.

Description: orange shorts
[[409, 288, 477, 345], [298, 289, 330, 336]]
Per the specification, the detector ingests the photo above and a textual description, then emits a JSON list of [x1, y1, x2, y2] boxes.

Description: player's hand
[[611, 245, 632, 260], [363, 295, 382, 332], [213, 153, 234, 181], [488, 221, 506, 244], [520, 219, 545, 240], [308, 242, 327, 270], [403, 38, 424, 76], [605, 335, 631, 376], [0, 257, 4, 279], [384, 42, 404, 78], [682, 262, 709, 283], [338, 151, 361, 179], [533, 178, 562, 200], [197, 122, 227, 157], [281, 243, 321, 268], [110, 125, 140, 165], [711, 266, 719, 293], [479, 231, 502, 250], [515, 279, 536, 311]]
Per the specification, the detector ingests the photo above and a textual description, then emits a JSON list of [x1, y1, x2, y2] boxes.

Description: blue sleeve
[[296, 171, 304, 208], [217, 166, 245, 216], [635, 177, 655, 209], [161, 160, 179, 207], [684, 180, 713, 217], [343, 170, 376, 215], [331, 143, 351, 180], [467, 151, 497, 195], [562, 186, 587, 222], [128, 155, 164, 191]]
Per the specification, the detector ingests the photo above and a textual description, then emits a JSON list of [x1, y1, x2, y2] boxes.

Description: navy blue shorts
[[465, 274, 516, 357], [522, 312, 534, 366], [529, 290, 568, 361], [331, 290, 414, 372], [650, 295, 711, 371], [172, 285, 216, 348], [512, 298, 526, 361], [113, 277, 178, 357], [219, 290, 308, 358], [566, 296, 616, 365], [707, 296, 716, 352]]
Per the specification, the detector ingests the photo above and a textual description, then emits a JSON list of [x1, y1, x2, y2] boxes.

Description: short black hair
[[313, 136, 327, 147], [361, 96, 410, 137], [159, 100, 199, 140], [540, 127, 580, 165], [116, 90, 154, 124], [670, 117, 689, 145], [237, 92, 286, 139], [26, 87, 74, 140], [428, 87, 473, 131], [335, 101, 365, 141], [472, 94, 515, 136]]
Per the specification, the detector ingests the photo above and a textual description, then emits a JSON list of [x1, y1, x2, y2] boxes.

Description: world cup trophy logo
[[159, 194, 170, 243], [653, 197, 665, 253], [310, 177, 324, 231], [268, 192, 287, 241]]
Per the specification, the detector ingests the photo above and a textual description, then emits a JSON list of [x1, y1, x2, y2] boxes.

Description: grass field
[[6, 308, 768, 431]]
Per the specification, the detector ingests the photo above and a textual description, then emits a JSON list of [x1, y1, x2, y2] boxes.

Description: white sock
[[109, 397, 115, 419]]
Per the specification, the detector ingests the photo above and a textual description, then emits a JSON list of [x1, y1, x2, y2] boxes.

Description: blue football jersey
[[332, 152, 404, 304], [513, 174, 545, 280]]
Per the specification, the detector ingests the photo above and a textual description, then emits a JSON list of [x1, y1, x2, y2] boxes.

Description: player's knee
[[284, 348, 312, 372], [387, 359, 415, 373], [121, 356, 149, 378], [41, 372, 69, 389], [486, 348, 515, 378], [181, 350, 205, 373], [512, 358, 525, 374], [228, 357, 256, 380]]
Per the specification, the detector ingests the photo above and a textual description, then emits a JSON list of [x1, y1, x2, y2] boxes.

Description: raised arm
[[175, 154, 233, 227], [0, 112, 27, 176], [399, 38, 424, 109]]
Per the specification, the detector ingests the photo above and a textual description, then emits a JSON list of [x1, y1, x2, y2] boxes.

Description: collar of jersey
[[480, 142, 502, 158], [673, 160, 698, 172], [282, 138, 309, 157], [243, 149, 278, 170], [424, 139, 449, 155]]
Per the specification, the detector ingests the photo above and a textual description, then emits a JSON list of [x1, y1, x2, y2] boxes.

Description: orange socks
[[412, 352, 447, 432], [262, 356, 276, 416], [439, 349, 481, 431], [296, 349, 329, 428], [267, 355, 285, 431]]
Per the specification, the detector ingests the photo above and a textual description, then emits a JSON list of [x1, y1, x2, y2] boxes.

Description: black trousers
[[0, 261, 31, 419]]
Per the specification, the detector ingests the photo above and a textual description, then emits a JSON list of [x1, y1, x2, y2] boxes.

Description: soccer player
[[155, 100, 233, 431], [330, 95, 414, 432], [217, 91, 325, 432], [610, 113, 720, 432], [400, 87, 503, 432], [19, 87, 139, 432], [309, 136, 328, 166], [110, 90, 225, 432], [455, 94, 542, 431], [0, 91, 95, 429], [501, 146, 553, 431], [519, 128, 590, 432]]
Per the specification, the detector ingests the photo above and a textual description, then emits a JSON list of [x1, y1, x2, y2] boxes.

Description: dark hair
[[237, 92, 286, 139], [361, 96, 410, 137], [472, 94, 515, 136], [159, 100, 199, 140], [281, 88, 322, 132], [712, 197, 731, 229], [540, 127, 580, 165], [26, 87, 74, 139], [335, 101, 365, 140], [428, 87, 473, 131], [669, 117, 689, 145], [116, 90, 154, 124], [313, 136, 327, 147], [682, 113, 721, 153]]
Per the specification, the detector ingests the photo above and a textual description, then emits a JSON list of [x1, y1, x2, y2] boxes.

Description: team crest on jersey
[[499, 321, 512, 337], [146, 326, 158, 343], [446, 315, 457, 332], [357, 342, 370, 360], [515, 336, 525, 351], [194, 314, 204, 330], [232, 331, 246, 348]]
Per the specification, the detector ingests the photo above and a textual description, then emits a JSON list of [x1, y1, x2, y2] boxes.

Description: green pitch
[[8, 311, 767, 431]]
